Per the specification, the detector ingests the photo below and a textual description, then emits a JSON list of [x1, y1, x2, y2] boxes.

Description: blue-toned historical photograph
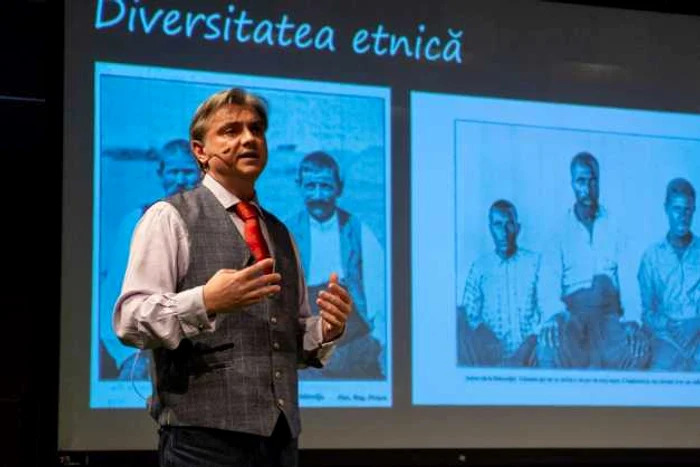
[[92, 64, 391, 408], [454, 122, 700, 373]]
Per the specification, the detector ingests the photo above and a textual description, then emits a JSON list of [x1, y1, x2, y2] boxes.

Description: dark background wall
[[2, 1, 699, 466], [1, 1, 58, 467]]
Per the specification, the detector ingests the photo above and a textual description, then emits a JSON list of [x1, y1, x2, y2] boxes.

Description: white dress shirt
[[112, 174, 333, 362], [540, 205, 621, 321], [308, 213, 345, 285]]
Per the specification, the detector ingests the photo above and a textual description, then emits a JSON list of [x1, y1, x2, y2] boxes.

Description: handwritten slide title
[[95, 0, 464, 64]]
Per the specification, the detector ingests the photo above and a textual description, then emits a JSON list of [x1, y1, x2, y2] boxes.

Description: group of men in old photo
[[458, 152, 700, 372]]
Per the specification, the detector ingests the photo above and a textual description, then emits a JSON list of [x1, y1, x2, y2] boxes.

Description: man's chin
[[495, 247, 514, 258], [164, 186, 186, 196], [308, 208, 333, 222], [232, 167, 262, 181], [234, 159, 264, 175]]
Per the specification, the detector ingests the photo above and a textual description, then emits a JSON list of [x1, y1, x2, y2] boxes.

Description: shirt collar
[[567, 204, 607, 224], [309, 211, 339, 231], [662, 233, 698, 252], [202, 173, 265, 218], [494, 248, 521, 265]]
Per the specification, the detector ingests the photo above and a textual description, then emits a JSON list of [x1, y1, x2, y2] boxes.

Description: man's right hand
[[541, 319, 561, 349], [203, 258, 281, 314]]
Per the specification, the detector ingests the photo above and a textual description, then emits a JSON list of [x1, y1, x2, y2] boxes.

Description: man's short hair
[[489, 199, 518, 221], [665, 177, 696, 205], [189, 87, 268, 165], [570, 151, 599, 178], [297, 151, 342, 186]]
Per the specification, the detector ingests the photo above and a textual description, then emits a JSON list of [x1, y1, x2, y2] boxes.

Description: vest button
[[278, 398, 285, 407], [270, 316, 278, 324], [274, 370, 282, 379], [273, 342, 280, 350]]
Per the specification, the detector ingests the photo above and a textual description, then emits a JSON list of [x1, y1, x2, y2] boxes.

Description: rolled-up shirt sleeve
[[113, 202, 217, 350]]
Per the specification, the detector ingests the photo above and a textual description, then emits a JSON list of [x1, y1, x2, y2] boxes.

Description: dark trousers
[[456, 316, 537, 367], [537, 276, 650, 369], [649, 336, 700, 371], [158, 415, 298, 467]]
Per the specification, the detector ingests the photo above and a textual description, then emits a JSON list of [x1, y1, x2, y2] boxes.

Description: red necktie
[[233, 201, 272, 272]]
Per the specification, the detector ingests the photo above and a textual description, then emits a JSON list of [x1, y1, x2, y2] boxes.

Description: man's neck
[[574, 202, 598, 239], [668, 231, 693, 250], [309, 211, 337, 226], [210, 172, 255, 201], [495, 247, 517, 261], [574, 202, 597, 223]]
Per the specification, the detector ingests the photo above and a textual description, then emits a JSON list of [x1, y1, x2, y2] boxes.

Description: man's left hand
[[624, 323, 649, 359], [318, 272, 352, 342]]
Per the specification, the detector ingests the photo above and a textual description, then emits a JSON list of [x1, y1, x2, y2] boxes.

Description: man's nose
[[310, 186, 324, 199], [241, 126, 256, 144]]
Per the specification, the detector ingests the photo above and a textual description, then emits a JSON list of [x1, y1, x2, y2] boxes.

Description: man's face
[[489, 208, 519, 259], [191, 104, 268, 183], [571, 163, 599, 208], [299, 167, 341, 222], [160, 153, 200, 196], [666, 194, 695, 238]]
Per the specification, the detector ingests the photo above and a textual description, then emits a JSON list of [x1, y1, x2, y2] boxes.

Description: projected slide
[[412, 91, 700, 407], [92, 62, 392, 409]]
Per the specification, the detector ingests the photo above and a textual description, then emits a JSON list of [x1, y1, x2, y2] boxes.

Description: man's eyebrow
[[219, 121, 240, 128]]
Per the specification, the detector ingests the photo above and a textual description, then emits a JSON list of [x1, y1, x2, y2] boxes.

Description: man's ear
[[191, 140, 209, 168], [336, 179, 344, 197], [152, 150, 164, 177]]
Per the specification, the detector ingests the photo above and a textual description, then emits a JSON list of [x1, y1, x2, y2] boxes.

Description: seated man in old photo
[[457, 199, 542, 367]]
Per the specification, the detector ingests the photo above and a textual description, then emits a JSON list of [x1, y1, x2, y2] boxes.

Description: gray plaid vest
[[149, 185, 302, 437]]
